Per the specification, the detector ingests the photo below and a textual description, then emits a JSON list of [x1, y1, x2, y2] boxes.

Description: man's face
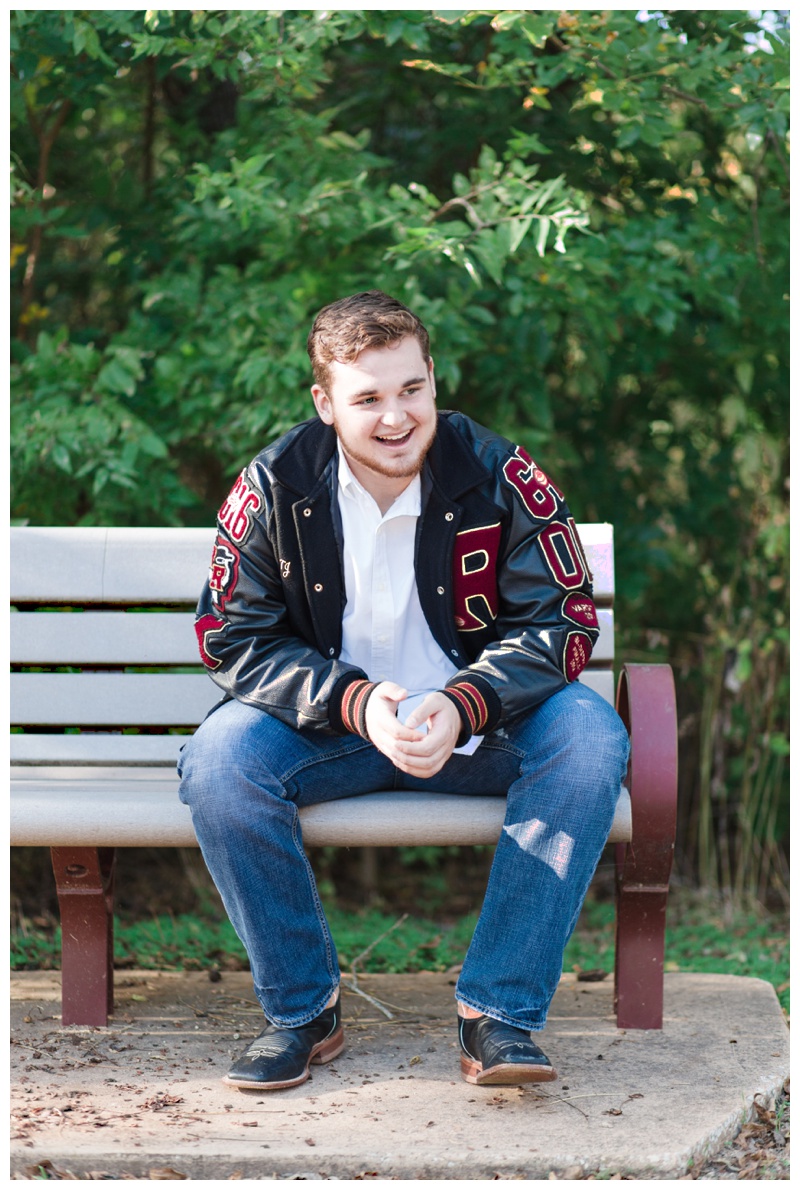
[[311, 336, 437, 506]]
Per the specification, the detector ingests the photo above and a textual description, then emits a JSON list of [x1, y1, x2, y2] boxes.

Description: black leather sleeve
[[194, 466, 368, 733]]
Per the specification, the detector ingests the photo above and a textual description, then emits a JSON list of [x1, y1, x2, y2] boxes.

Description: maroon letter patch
[[452, 523, 502, 631], [538, 521, 587, 591], [195, 613, 225, 670], [564, 631, 592, 681], [503, 446, 564, 521], [218, 470, 262, 544], [562, 593, 599, 630], [208, 535, 240, 613]]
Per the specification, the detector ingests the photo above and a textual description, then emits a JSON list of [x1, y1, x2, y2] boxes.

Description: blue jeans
[[177, 682, 629, 1032]]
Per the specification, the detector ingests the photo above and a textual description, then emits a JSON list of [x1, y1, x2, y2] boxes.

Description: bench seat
[[11, 775, 632, 849]]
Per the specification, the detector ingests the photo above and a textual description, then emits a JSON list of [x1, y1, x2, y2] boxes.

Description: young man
[[178, 290, 629, 1092]]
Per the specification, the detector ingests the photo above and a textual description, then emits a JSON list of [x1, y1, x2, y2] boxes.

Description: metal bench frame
[[11, 526, 677, 1030]]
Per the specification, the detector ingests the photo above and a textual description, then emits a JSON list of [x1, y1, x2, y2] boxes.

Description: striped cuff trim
[[443, 681, 490, 736], [340, 679, 380, 740]]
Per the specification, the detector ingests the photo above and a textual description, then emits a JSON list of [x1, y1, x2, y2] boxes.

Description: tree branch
[[18, 97, 73, 338]]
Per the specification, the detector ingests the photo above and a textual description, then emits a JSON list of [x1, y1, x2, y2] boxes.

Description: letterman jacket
[[195, 411, 600, 746]]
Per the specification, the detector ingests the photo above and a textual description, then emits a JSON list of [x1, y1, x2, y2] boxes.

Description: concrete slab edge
[[11, 1066, 789, 1184]]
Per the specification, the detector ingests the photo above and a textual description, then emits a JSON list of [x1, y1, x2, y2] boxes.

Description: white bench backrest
[[11, 525, 615, 764]]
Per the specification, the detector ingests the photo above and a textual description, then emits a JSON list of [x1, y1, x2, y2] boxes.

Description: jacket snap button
[[314, 583, 323, 592], [445, 511, 454, 521], [437, 586, 445, 595], [451, 649, 458, 657], [303, 508, 312, 517]]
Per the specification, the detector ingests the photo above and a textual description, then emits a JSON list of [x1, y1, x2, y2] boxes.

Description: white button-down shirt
[[337, 451, 481, 755]]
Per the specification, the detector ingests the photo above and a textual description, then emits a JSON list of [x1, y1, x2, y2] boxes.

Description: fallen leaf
[[139, 1094, 184, 1112]]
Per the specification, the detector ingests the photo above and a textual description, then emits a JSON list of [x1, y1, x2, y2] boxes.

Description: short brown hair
[[307, 290, 431, 392]]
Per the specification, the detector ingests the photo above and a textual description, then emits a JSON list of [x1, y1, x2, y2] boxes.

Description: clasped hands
[[364, 682, 461, 778]]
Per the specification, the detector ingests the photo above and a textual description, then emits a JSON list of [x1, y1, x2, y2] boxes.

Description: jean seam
[[290, 805, 339, 990], [479, 738, 526, 762], [280, 737, 374, 784]]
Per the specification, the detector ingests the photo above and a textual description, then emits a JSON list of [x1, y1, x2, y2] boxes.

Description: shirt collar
[[337, 448, 421, 517]]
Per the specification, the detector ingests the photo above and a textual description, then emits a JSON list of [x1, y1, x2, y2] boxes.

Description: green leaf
[[735, 360, 754, 396], [51, 443, 72, 473], [96, 359, 138, 397], [519, 14, 556, 47], [509, 215, 533, 254]]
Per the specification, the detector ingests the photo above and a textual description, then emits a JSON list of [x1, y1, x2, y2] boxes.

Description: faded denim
[[177, 681, 629, 1031]]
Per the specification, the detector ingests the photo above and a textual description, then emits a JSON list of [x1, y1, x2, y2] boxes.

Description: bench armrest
[[615, 661, 678, 890]]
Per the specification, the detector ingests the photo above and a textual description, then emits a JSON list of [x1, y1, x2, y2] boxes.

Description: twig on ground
[[342, 914, 410, 1018], [340, 977, 397, 1018]]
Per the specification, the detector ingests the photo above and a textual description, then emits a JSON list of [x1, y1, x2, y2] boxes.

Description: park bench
[[11, 525, 677, 1032]]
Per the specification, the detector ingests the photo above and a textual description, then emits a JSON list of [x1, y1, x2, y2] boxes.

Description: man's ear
[[428, 357, 437, 401], [311, 384, 335, 425]]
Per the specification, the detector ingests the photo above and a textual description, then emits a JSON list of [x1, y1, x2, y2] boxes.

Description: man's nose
[[380, 404, 405, 428]]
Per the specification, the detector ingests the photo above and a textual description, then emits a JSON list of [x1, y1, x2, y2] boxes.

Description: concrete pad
[[11, 970, 788, 1180]]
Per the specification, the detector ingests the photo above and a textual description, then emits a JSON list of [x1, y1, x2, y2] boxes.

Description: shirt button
[[329, 647, 335, 656], [451, 649, 459, 657], [314, 583, 323, 592], [303, 508, 312, 517], [445, 512, 454, 521], [437, 586, 445, 595]]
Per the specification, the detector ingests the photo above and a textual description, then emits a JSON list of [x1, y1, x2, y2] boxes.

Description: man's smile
[[375, 429, 413, 444]]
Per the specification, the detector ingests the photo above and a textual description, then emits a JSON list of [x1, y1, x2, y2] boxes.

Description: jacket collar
[[268, 412, 490, 501], [426, 412, 492, 499]]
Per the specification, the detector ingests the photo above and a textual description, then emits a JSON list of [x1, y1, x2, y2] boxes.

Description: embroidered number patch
[[218, 470, 262, 545], [208, 536, 240, 612], [452, 523, 502, 631], [503, 446, 564, 521], [538, 521, 587, 591]]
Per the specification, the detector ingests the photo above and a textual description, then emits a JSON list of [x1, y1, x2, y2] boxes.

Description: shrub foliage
[[11, 10, 789, 900]]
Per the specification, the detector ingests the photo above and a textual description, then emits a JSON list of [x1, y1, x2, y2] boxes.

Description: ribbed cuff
[[338, 679, 380, 740], [442, 677, 500, 747]]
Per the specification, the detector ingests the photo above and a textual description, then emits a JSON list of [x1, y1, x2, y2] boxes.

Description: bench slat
[[10, 607, 615, 665], [11, 612, 200, 665], [12, 666, 615, 730], [12, 673, 220, 726], [11, 734, 188, 765], [575, 669, 614, 705], [11, 527, 214, 604], [574, 522, 615, 602], [12, 524, 615, 603], [10, 778, 631, 848]]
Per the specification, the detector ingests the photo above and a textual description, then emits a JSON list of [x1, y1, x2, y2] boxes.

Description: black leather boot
[[223, 994, 344, 1090], [459, 1013, 557, 1085]]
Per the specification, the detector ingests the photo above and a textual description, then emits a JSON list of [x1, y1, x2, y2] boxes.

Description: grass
[[11, 885, 788, 1018]]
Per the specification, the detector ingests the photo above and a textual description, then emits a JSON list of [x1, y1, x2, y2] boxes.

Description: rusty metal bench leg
[[614, 664, 677, 1029], [51, 846, 116, 1027]]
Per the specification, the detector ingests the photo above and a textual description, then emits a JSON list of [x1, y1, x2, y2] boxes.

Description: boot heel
[[460, 1054, 482, 1084], [311, 1026, 345, 1064]]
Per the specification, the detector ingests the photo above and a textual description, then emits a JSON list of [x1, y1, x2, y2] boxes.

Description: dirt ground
[[10, 971, 789, 1181]]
